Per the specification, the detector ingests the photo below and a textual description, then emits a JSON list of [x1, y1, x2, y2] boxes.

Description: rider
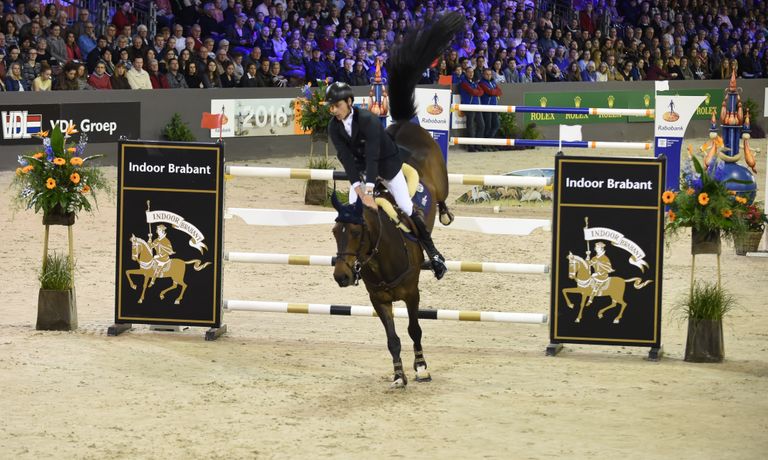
[[586, 241, 613, 305], [148, 224, 175, 286], [325, 81, 447, 280]]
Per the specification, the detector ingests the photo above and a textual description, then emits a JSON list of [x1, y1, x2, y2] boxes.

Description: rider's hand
[[361, 194, 377, 209]]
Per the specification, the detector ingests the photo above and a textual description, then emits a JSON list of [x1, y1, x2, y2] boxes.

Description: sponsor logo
[[662, 99, 680, 122], [2, 111, 42, 139]]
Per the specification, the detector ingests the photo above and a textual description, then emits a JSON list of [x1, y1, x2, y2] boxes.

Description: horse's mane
[[131, 235, 151, 254], [387, 11, 465, 122]]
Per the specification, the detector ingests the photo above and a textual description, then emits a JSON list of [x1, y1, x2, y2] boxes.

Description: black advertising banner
[[550, 155, 665, 350], [115, 141, 224, 327], [1, 103, 140, 145]]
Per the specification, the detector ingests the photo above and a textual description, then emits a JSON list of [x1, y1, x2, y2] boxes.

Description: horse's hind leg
[[437, 201, 454, 226], [373, 300, 407, 389], [613, 300, 629, 324], [404, 290, 430, 382]]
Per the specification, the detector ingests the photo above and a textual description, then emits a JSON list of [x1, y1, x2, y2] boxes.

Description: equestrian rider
[[586, 241, 613, 305], [148, 224, 175, 286], [325, 81, 447, 280]]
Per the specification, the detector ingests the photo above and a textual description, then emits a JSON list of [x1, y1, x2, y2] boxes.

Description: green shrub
[[162, 113, 196, 142], [39, 252, 74, 290], [676, 281, 737, 321]]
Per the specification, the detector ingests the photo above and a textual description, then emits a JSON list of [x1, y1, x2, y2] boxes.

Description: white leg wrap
[[382, 170, 413, 216]]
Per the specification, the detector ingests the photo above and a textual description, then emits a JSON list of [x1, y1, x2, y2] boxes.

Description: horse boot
[[411, 208, 447, 280]]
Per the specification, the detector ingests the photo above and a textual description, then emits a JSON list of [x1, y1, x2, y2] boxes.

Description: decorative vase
[[691, 228, 721, 255], [733, 230, 764, 255], [36, 288, 77, 331], [684, 318, 724, 363], [304, 180, 329, 205], [42, 204, 75, 226]]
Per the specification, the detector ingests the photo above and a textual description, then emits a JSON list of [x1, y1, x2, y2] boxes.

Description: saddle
[[374, 164, 428, 236]]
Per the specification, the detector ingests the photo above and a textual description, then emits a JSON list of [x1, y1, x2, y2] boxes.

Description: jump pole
[[225, 251, 549, 274], [224, 300, 548, 324], [451, 104, 655, 118], [450, 137, 653, 150]]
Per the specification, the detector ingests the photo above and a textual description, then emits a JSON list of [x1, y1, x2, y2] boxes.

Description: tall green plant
[[39, 252, 74, 290], [676, 281, 737, 320], [162, 113, 196, 142]]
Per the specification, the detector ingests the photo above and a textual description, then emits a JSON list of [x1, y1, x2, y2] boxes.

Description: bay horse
[[331, 12, 465, 389], [561, 252, 652, 324], [125, 235, 211, 304]]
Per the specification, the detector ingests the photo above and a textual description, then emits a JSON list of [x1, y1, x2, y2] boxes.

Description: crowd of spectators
[[1, 0, 767, 92]]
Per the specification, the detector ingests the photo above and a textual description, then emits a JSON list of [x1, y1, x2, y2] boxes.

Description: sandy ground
[[1, 139, 767, 459]]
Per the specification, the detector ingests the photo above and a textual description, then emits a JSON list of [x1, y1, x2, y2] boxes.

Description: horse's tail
[[388, 11, 465, 123], [185, 260, 212, 271], [625, 278, 653, 289]]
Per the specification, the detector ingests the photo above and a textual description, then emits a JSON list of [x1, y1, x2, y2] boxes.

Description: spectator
[[566, 61, 582, 81], [75, 62, 88, 89], [350, 60, 368, 86], [178, 48, 192, 74], [478, 67, 501, 151], [202, 59, 222, 88], [86, 36, 108, 73], [239, 62, 260, 87], [47, 23, 66, 65], [128, 35, 147, 61], [185, 61, 203, 88], [78, 23, 97, 59], [221, 61, 239, 87], [110, 61, 131, 89], [72, 9, 91, 39], [281, 38, 305, 84], [165, 58, 188, 88], [679, 57, 695, 80], [126, 56, 152, 89], [741, 47, 762, 78], [269, 61, 287, 87], [254, 57, 272, 86], [21, 48, 39, 87], [596, 61, 609, 81], [272, 27, 288, 61], [4, 61, 25, 90], [645, 59, 672, 80], [64, 32, 82, 62], [87, 61, 112, 89], [112, 2, 137, 32], [458, 66, 484, 152], [148, 59, 169, 88], [336, 58, 354, 84], [172, 24, 186, 54], [199, 2, 223, 38], [56, 63, 79, 90], [32, 62, 52, 91], [100, 49, 115, 75], [306, 49, 331, 84]]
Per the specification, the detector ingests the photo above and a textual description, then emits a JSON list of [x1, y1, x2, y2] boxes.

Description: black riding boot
[[411, 210, 447, 280]]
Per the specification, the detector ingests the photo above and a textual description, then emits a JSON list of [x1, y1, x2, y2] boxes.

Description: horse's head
[[566, 252, 576, 280], [130, 234, 139, 261], [331, 192, 365, 287]]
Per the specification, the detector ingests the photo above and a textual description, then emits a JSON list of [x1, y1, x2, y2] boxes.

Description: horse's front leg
[[561, 288, 575, 309], [403, 290, 430, 382], [138, 273, 150, 304], [125, 269, 138, 290], [576, 290, 589, 323], [371, 295, 406, 389]]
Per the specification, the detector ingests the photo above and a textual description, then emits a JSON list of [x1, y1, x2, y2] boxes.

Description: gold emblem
[[662, 99, 680, 122], [704, 93, 711, 105], [539, 97, 548, 107], [574, 96, 582, 108], [643, 94, 651, 107], [426, 92, 443, 115], [607, 95, 615, 108]]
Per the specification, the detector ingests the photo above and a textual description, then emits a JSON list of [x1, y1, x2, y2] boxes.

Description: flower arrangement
[[735, 199, 767, 232], [11, 124, 109, 216], [663, 155, 747, 239], [290, 79, 333, 138]]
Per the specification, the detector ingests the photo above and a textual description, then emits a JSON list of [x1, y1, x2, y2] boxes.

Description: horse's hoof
[[574, 318, 580, 323], [415, 366, 431, 382], [159, 294, 165, 300], [138, 299, 143, 304], [598, 313, 604, 319], [439, 211, 454, 226], [174, 299, 181, 305], [390, 378, 407, 389], [613, 319, 620, 324]]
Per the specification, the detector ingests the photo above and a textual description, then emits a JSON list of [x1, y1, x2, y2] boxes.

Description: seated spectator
[[185, 61, 204, 88], [221, 61, 239, 87], [545, 62, 564, 82], [565, 61, 582, 81], [239, 62, 260, 87], [665, 57, 682, 80], [520, 64, 535, 83], [111, 61, 131, 89], [87, 61, 112, 89], [21, 49, 40, 88], [336, 58, 354, 84], [350, 60, 369, 86], [32, 62, 52, 91], [148, 59, 169, 88], [47, 23, 67, 65], [165, 57, 188, 88], [596, 61, 609, 81], [75, 62, 88, 89], [126, 56, 152, 89], [203, 59, 222, 88], [4, 61, 26, 90], [679, 57, 695, 80], [64, 31, 82, 63], [112, 2, 137, 32], [55, 63, 79, 90], [78, 23, 97, 57], [645, 59, 672, 80], [281, 38, 305, 83], [269, 61, 287, 87], [226, 13, 253, 48]]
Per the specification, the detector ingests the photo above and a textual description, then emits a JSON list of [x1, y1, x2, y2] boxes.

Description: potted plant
[[11, 124, 109, 330], [663, 155, 747, 254], [290, 80, 336, 205], [37, 252, 77, 330], [733, 200, 767, 255], [675, 281, 737, 362]]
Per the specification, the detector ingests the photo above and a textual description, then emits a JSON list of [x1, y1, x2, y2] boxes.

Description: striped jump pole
[[225, 251, 549, 274], [224, 300, 548, 324], [225, 165, 551, 188], [451, 104, 655, 118], [225, 208, 551, 235], [450, 137, 653, 151]]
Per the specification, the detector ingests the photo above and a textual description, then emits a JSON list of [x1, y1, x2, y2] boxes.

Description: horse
[[331, 12, 465, 389], [561, 252, 652, 324], [125, 234, 211, 304]]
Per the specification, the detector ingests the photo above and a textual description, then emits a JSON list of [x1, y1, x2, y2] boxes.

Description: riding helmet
[[325, 82, 354, 105]]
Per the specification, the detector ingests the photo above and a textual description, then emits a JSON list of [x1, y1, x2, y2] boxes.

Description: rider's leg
[[384, 171, 446, 280]]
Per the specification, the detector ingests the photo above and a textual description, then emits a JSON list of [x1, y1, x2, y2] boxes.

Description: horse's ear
[[331, 190, 342, 211]]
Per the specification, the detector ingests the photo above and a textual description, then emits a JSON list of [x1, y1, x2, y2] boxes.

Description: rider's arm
[[360, 111, 382, 183], [328, 119, 362, 186]]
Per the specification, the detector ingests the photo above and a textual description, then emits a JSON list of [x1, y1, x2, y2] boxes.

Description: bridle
[[336, 211, 383, 286]]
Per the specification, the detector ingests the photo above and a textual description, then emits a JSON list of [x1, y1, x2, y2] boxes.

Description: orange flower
[[70, 157, 84, 166], [35, 130, 49, 138], [33, 152, 44, 160], [22, 165, 34, 173], [735, 196, 747, 204], [70, 172, 81, 184], [722, 209, 733, 218], [15, 167, 22, 176], [81, 184, 91, 194], [46, 178, 56, 189], [53, 157, 66, 166], [686, 188, 695, 195], [728, 190, 737, 195], [698, 193, 710, 206], [65, 124, 79, 136], [668, 210, 676, 222], [662, 191, 676, 204]]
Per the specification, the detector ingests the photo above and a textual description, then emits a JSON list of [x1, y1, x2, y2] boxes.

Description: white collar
[[342, 107, 354, 137]]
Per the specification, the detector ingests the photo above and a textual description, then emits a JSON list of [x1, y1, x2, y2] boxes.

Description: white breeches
[[348, 170, 413, 215]]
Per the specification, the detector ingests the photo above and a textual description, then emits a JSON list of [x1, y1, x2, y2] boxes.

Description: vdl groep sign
[[1, 103, 140, 144]]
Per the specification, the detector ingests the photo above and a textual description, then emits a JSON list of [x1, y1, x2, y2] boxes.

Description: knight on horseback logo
[[562, 217, 653, 324]]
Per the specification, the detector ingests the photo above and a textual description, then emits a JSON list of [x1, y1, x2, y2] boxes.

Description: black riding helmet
[[325, 82, 354, 105]]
